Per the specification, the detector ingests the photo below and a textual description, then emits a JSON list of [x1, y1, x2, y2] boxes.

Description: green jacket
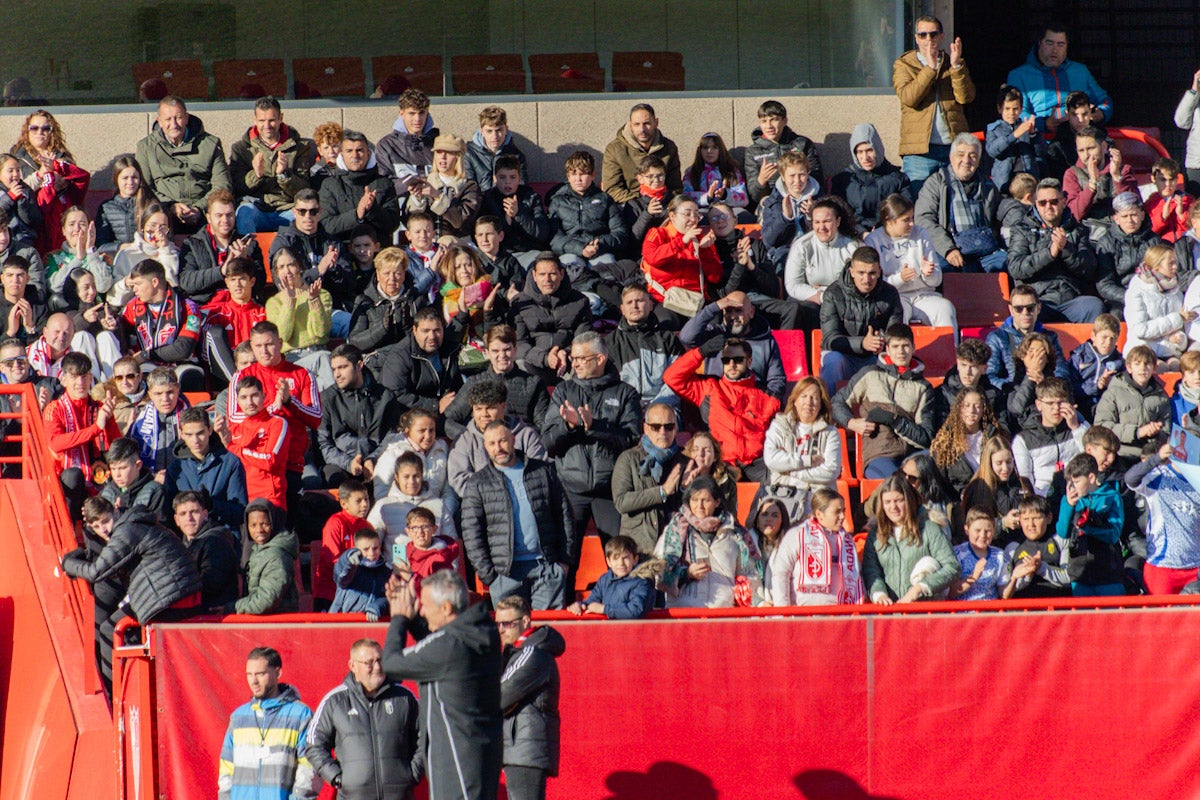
[[135, 114, 231, 208], [233, 525, 299, 615], [229, 124, 313, 211], [861, 517, 958, 601]]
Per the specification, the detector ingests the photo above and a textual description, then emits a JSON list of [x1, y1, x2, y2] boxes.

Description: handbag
[[643, 240, 707, 318], [954, 226, 999, 257]]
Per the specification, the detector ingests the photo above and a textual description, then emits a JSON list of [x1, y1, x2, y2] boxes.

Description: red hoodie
[[227, 409, 288, 510], [406, 535, 464, 595], [202, 289, 266, 348], [315, 510, 375, 602], [227, 359, 321, 472]]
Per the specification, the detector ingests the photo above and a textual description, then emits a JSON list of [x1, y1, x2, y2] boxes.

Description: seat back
[[912, 326, 957, 377], [771, 329, 809, 382], [736, 482, 760, 526], [213, 59, 286, 99], [1043, 323, 1127, 356], [611, 51, 685, 92], [528, 53, 605, 93], [575, 535, 608, 593], [133, 60, 207, 100], [1160, 371, 1183, 398], [450, 54, 526, 95], [293, 57, 366, 99], [371, 54, 445, 96], [942, 272, 1011, 329]]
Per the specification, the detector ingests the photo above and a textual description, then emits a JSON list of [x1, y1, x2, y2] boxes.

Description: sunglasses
[[721, 356, 747, 364], [0, 357, 27, 367], [915, 30, 941, 38], [1011, 303, 1038, 313], [1035, 199, 1061, 207], [27, 125, 52, 133], [646, 422, 677, 432], [294, 207, 320, 216], [114, 372, 140, 381]]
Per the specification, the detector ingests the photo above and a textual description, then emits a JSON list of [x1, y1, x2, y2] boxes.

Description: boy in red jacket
[[224, 375, 288, 512], [44, 352, 121, 519], [201, 257, 266, 382], [313, 478, 373, 612], [395, 505, 464, 596]]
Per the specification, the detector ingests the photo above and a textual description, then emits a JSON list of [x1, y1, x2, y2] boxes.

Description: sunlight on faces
[[855, 142, 878, 171], [237, 383, 265, 417], [793, 383, 823, 423], [148, 382, 179, 415], [341, 139, 370, 172], [566, 169, 593, 194], [331, 355, 362, 391], [413, 318, 443, 353], [43, 315, 74, 353], [117, 166, 141, 198], [341, 490, 371, 519], [628, 109, 657, 146], [376, 261, 405, 297], [757, 114, 784, 141], [607, 548, 637, 579], [707, 205, 736, 237], [474, 222, 503, 256], [670, 201, 701, 228], [350, 234, 378, 265], [90, 512, 115, 541], [250, 330, 283, 366], [420, 583, 456, 632], [247, 509, 274, 546], [180, 420, 211, 458], [1, 264, 28, 299], [782, 166, 809, 198], [142, 211, 170, 241], [400, 107, 427, 136], [1084, 443, 1116, 474], [393, 463, 425, 498], [207, 201, 236, 239], [494, 604, 528, 647], [486, 338, 515, 373], [357, 537, 382, 562], [293, 199, 320, 234], [406, 516, 436, 549], [881, 490, 908, 525], [949, 144, 980, 181], [483, 426, 517, 467], [406, 219, 435, 252], [253, 107, 282, 144], [174, 499, 207, 539], [225, 272, 255, 303], [811, 206, 839, 243], [990, 448, 1014, 481], [130, 274, 164, 304], [61, 208, 88, 240], [75, 272, 97, 304], [1000, 99, 1023, 127], [849, 259, 880, 294], [245, 656, 280, 699], [532, 260, 563, 295], [688, 488, 719, 518], [966, 517, 996, 552], [886, 336, 913, 368], [433, 149, 458, 176], [0, 158, 22, 189], [1112, 205, 1144, 235], [273, 252, 301, 288], [349, 643, 385, 694], [404, 414, 438, 453], [958, 391, 985, 430], [643, 405, 677, 449], [480, 123, 508, 152], [492, 168, 520, 197], [621, 287, 653, 325], [108, 456, 141, 489], [956, 357, 983, 387], [157, 103, 188, 144], [815, 498, 846, 532], [884, 210, 915, 240], [59, 369, 91, 400], [0, 342, 29, 383], [756, 503, 784, 539], [689, 435, 716, 472], [453, 251, 481, 286]]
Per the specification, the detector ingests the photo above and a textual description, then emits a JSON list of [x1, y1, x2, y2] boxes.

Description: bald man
[[678, 291, 787, 399], [27, 311, 117, 381]]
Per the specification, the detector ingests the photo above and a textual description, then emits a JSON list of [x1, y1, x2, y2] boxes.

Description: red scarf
[[639, 184, 668, 200], [206, 225, 230, 267], [406, 537, 461, 595], [796, 517, 864, 604]]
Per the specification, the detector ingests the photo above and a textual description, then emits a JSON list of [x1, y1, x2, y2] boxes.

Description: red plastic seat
[[213, 59, 286, 99], [772, 329, 810, 382], [942, 272, 1011, 329], [611, 51, 685, 92], [133, 60, 207, 100], [1160, 371, 1183, 397], [575, 535, 609, 593], [371, 55, 445, 96], [1043, 323, 1127, 356], [912, 326, 957, 377], [736, 482, 760, 526], [528, 53, 605, 94], [810, 329, 823, 377], [837, 428, 857, 488], [450, 54, 526, 95], [293, 57, 366, 99]]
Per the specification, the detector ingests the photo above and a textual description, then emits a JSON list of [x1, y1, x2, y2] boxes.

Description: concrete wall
[[0, 91, 901, 190]]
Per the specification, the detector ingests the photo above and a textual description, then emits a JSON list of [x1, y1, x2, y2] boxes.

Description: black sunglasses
[[1011, 303, 1038, 313], [915, 30, 941, 38], [646, 422, 677, 432], [294, 207, 320, 216], [721, 356, 747, 364]]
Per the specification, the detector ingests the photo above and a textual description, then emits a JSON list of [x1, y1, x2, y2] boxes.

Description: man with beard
[[679, 291, 786, 400]]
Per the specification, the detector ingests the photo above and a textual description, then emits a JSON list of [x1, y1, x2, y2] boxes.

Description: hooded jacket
[[500, 625, 565, 774], [679, 301, 786, 399], [99, 467, 167, 522], [318, 374, 401, 471], [319, 158, 401, 243], [712, 227, 780, 300], [61, 507, 202, 621], [178, 226, 267, 304], [382, 602, 502, 800], [447, 418, 546, 498], [1007, 206, 1097, 307], [376, 116, 439, 196], [218, 682, 319, 800], [913, 166, 1001, 260], [1123, 269, 1187, 359], [443, 366, 550, 439], [511, 273, 593, 370], [480, 184, 551, 253], [604, 315, 682, 409], [762, 415, 841, 494], [542, 367, 642, 495], [892, 49, 976, 157], [1005, 47, 1113, 131], [547, 182, 631, 257], [932, 367, 1004, 430], [758, 174, 822, 265], [465, 130, 530, 192], [230, 500, 298, 615], [306, 674, 420, 800], [744, 126, 825, 203], [1091, 217, 1162, 307], [135, 114, 231, 207], [832, 356, 935, 467], [186, 517, 241, 609], [229, 123, 313, 211], [347, 278, 431, 354], [164, 437, 249, 529], [374, 332, 463, 415], [831, 123, 912, 231], [819, 266, 904, 357], [601, 124, 684, 203], [1094, 372, 1172, 459]]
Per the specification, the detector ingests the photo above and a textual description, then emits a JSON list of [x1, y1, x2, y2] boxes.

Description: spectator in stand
[[784, 197, 859, 329], [758, 152, 823, 271], [438, 243, 503, 372], [862, 474, 958, 604], [744, 100, 824, 206], [447, 379, 546, 504], [165, 407, 247, 529], [229, 96, 312, 234], [174, 490, 240, 609], [1041, 91, 1101, 185], [404, 134, 481, 239], [680, 292, 786, 400], [370, 453, 457, 561], [681, 431, 738, 515], [1172, 351, 1200, 425], [179, 189, 267, 304], [226, 499, 299, 614], [347, 246, 429, 356], [664, 339, 780, 483], [1176, 204, 1200, 288], [109, 203, 178, 308], [1005, 332, 1064, 432], [962, 436, 1035, 546], [265, 246, 334, 390], [986, 284, 1071, 392], [892, 15, 975, 196], [1063, 313, 1123, 422], [865, 193, 956, 329], [462, 422, 574, 609], [28, 312, 111, 383], [1013, 377, 1088, 496], [135, 96, 231, 235], [567, 535, 655, 618], [640, 195, 722, 327], [655, 475, 764, 608], [319, 130, 400, 244], [549, 151, 630, 281], [832, 122, 912, 233], [1124, 244, 1192, 367], [769, 487, 864, 606], [1093, 192, 1162, 316], [391, 506, 465, 595], [610, 402, 688, 555], [224, 374, 289, 512], [624, 156, 675, 247], [99, 436, 166, 521], [201, 258, 266, 383], [931, 388, 1002, 495], [0, 210, 45, 299], [269, 189, 339, 277], [763, 377, 841, 520], [998, 173, 1037, 246], [218, 647, 319, 800], [603, 284, 681, 411], [372, 408, 449, 501], [309, 122, 343, 194], [45, 206, 115, 302], [986, 85, 1045, 191], [402, 213, 443, 299], [1008, 178, 1103, 324], [445, 324, 550, 438], [375, 88, 437, 199], [466, 105, 529, 193], [1145, 159, 1192, 244], [512, 253, 593, 382], [375, 305, 462, 418], [935, 338, 1002, 428], [61, 268, 125, 373], [914, 133, 1002, 272], [1006, 24, 1112, 133], [1175, 68, 1200, 195], [127, 366, 187, 476], [90, 355, 146, 433], [10, 109, 90, 254], [1127, 440, 1200, 595], [1063, 127, 1138, 224], [1094, 346, 1172, 462], [330, 528, 391, 620], [1057, 452, 1125, 596], [602, 103, 683, 204], [708, 203, 802, 331], [818, 246, 903, 392], [480, 155, 550, 269], [121, 259, 204, 391], [0, 153, 43, 249], [683, 132, 749, 218], [833, 323, 935, 479], [319, 343, 400, 488], [314, 478, 374, 612], [949, 509, 1031, 600], [0, 255, 45, 344]]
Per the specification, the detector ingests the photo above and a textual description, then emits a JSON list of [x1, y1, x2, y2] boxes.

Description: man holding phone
[[179, 189, 266, 304]]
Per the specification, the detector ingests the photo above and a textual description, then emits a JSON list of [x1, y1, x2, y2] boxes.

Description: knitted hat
[[432, 133, 464, 154], [1112, 191, 1141, 212]]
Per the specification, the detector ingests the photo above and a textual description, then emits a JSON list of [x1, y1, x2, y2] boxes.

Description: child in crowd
[[1126, 439, 1200, 594], [986, 85, 1045, 191], [1057, 453, 1125, 596], [0, 153, 41, 246], [400, 213, 443, 303], [224, 375, 288, 512], [127, 366, 188, 477], [465, 105, 529, 192], [99, 436, 166, 521], [479, 155, 550, 267], [45, 205, 114, 297], [1013, 377, 1089, 497], [322, 224, 378, 323], [473, 215, 524, 297], [1145, 157, 1192, 243], [759, 151, 822, 270], [226, 499, 298, 614], [371, 408, 449, 499], [392, 506, 464, 596], [951, 508, 1035, 600], [1172, 350, 1200, 424], [1045, 90, 1101, 181], [683, 132, 749, 218], [1004, 494, 1072, 598], [404, 134, 481, 239], [935, 338, 1002, 429], [864, 193, 956, 329], [624, 155, 675, 244], [567, 534, 655, 618], [767, 488, 863, 607], [744, 99, 823, 204], [45, 351, 122, 518], [998, 172, 1036, 246], [329, 527, 391, 621], [961, 435, 1034, 547], [201, 257, 266, 382], [1094, 345, 1172, 462], [1067, 313, 1124, 421], [212, 341, 253, 425], [368, 451, 456, 557], [440, 244, 498, 372], [548, 150, 630, 272], [64, 268, 124, 368], [95, 156, 149, 256], [314, 478, 373, 612]]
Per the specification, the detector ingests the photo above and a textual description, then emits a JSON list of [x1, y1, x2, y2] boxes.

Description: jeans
[[819, 351, 877, 395], [235, 201, 294, 235], [488, 558, 568, 610], [1041, 295, 1107, 324], [504, 766, 548, 800], [330, 309, 352, 339], [863, 455, 903, 479], [902, 144, 951, 198]]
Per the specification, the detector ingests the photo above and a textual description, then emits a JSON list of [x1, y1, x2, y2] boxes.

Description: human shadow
[[601, 761, 720, 800], [794, 769, 902, 800]]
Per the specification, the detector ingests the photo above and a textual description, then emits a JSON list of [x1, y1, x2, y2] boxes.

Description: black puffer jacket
[[319, 166, 401, 243], [819, 267, 903, 357], [465, 136, 529, 193], [376, 122, 438, 196], [511, 275, 593, 370], [831, 163, 912, 233], [306, 674, 420, 800], [480, 185, 551, 253], [1091, 218, 1161, 309], [461, 455, 574, 585], [318, 375, 401, 471], [95, 194, 137, 255], [178, 228, 267, 303], [347, 280, 431, 355], [712, 229, 780, 298], [374, 333, 463, 414], [382, 602, 501, 800], [744, 126, 824, 204], [1007, 209, 1098, 307], [542, 367, 642, 495], [186, 518, 240, 609], [1175, 233, 1200, 294], [547, 184, 631, 257], [62, 507, 202, 621], [443, 367, 550, 439], [500, 625, 565, 775]]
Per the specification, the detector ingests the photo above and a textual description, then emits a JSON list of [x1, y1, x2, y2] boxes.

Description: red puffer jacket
[[641, 221, 723, 302]]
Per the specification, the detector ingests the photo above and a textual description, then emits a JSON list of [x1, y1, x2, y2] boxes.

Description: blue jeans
[[1041, 295, 1107, 324], [863, 456, 903, 479], [1072, 581, 1125, 597], [330, 309, 352, 339], [236, 201, 294, 235], [820, 351, 876, 396], [488, 559, 568, 610], [902, 144, 951, 198]]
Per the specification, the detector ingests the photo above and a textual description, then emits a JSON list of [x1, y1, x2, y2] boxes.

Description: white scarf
[[795, 517, 864, 604]]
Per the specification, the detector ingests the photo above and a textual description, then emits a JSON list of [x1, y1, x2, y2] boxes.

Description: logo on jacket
[[348, 707, 359, 716], [384, 699, 394, 715]]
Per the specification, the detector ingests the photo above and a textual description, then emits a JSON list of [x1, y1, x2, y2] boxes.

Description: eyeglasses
[[406, 524, 435, 532], [0, 357, 26, 367], [294, 207, 320, 216], [352, 658, 382, 668], [27, 125, 52, 133], [721, 356, 747, 364], [646, 422, 677, 432], [569, 354, 599, 364], [496, 619, 525, 629], [1035, 199, 1061, 207], [707, 211, 730, 221], [915, 30, 942, 38], [114, 372, 140, 381], [641, 174, 667, 184], [1011, 303, 1038, 314]]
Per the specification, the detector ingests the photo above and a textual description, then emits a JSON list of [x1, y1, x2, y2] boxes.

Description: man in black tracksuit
[[383, 569, 502, 800], [307, 639, 420, 800]]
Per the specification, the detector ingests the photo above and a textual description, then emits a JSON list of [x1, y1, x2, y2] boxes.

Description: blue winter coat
[[583, 569, 654, 619], [164, 438, 248, 529], [1005, 48, 1113, 131]]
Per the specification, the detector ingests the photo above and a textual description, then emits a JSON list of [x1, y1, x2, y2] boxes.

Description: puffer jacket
[[95, 194, 137, 255], [1012, 419, 1088, 496], [743, 126, 825, 204], [229, 124, 313, 211], [604, 315, 681, 408], [861, 517, 959, 601], [179, 227, 267, 304], [664, 348, 781, 464], [913, 166, 1000, 260], [784, 231, 859, 302], [892, 49, 975, 157], [601, 124, 684, 204], [1091, 217, 1162, 308], [164, 437, 248, 529], [1063, 159, 1140, 223], [306, 674, 420, 800], [444, 367, 550, 439], [832, 356, 935, 467], [375, 116, 438, 196], [1123, 272, 1187, 359], [319, 163, 400, 242], [461, 455, 574, 585], [347, 279, 430, 355], [231, 500, 298, 615], [500, 625, 565, 774], [318, 375, 401, 471], [447, 417, 546, 497], [1175, 232, 1200, 292], [758, 175, 822, 266], [640, 220, 723, 303], [679, 302, 786, 399], [542, 367, 641, 495], [186, 518, 241, 609], [818, 265, 903, 357], [547, 183, 630, 257], [61, 507, 202, 621], [374, 333, 463, 415], [465, 130, 529, 192], [830, 123, 912, 231], [0, 179, 43, 247], [480, 185, 550, 253], [762, 415, 840, 493], [1094, 372, 1172, 459], [135, 114, 231, 206], [1006, 47, 1113, 130], [1007, 208, 1097, 308], [511, 274, 592, 370], [985, 317, 1071, 391], [610, 443, 688, 554], [712, 228, 781, 300]]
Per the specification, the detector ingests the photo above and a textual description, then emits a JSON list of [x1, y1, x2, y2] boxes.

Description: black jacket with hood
[[347, 278, 432, 355], [542, 366, 642, 495], [830, 123, 912, 232], [500, 625, 565, 775], [319, 373, 402, 471], [185, 517, 241, 609], [511, 273, 593, 370], [375, 331, 464, 415], [480, 185, 550, 253], [1007, 207, 1098, 307], [320, 155, 401, 243], [744, 125, 825, 204], [818, 267, 904, 357]]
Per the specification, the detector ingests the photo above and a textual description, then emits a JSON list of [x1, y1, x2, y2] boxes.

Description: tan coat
[[892, 50, 975, 157]]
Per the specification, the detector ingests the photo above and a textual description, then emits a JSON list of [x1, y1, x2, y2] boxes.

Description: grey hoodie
[[447, 417, 547, 497]]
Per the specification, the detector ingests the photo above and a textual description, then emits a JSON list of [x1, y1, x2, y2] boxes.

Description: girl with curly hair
[[931, 388, 1001, 494]]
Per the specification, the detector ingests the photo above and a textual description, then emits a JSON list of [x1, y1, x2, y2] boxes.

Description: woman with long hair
[[10, 109, 90, 253], [930, 388, 1002, 494], [683, 132, 750, 217], [265, 245, 334, 390], [681, 430, 737, 517], [110, 203, 179, 307], [961, 434, 1034, 546], [861, 474, 958, 604], [96, 156, 151, 255], [762, 376, 841, 519]]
